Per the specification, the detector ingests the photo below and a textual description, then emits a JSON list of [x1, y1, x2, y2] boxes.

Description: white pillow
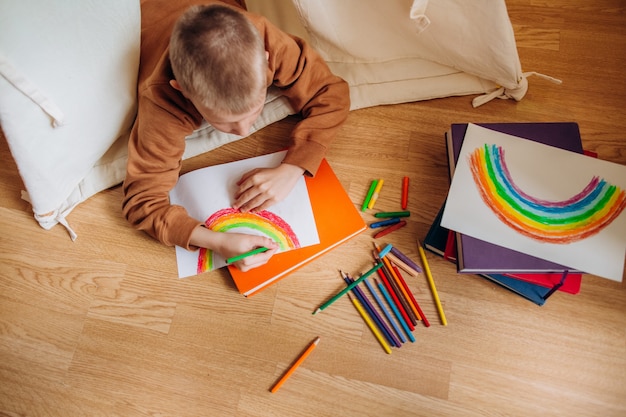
[[290, 0, 524, 109], [0, 1, 297, 239], [0, 0, 141, 237]]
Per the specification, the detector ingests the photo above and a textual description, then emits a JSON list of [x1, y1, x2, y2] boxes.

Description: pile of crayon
[[345, 243, 428, 354], [362, 176, 411, 238], [314, 242, 447, 354]]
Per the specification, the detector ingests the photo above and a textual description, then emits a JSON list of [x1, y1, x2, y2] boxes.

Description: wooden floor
[[2, 1, 626, 416]]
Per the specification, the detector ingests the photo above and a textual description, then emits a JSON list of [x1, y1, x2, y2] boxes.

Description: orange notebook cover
[[228, 158, 367, 296]]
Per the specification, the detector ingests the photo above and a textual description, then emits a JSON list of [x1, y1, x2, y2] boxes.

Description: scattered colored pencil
[[401, 176, 409, 209], [364, 277, 407, 344], [313, 263, 383, 314], [377, 278, 415, 342], [270, 336, 320, 393], [370, 217, 401, 229], [367, 179, 384, 209], [348, 293, 392, 354], [417, 239, 447, 325], [344, 272, 401, 348], [373, 220, 407, 239], [361, 179, 378, 211], [392, 265, 430, 327], [385, 250, 419, 277], [374, 211, 410, 218], [389, 246, 423, 273], [372, 254, 415, 330], [375, 244, 421, 322], [378, 243, 393, 258]]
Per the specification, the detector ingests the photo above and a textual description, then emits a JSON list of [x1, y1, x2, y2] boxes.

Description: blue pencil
[[343, 272, 401, 348], [376, 278, 415, 343], [363, 277, 407, 344], [370, 218, 402, 229]]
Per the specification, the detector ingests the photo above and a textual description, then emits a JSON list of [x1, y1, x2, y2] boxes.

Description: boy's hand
[[233, 163, 305, 212], [189, 227, 279, 272], [216, 233, 279, 272]]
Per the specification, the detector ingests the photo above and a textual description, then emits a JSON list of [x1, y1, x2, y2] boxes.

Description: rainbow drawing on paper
[[468, 144, 626, 244], [197, 208, 301, 273]]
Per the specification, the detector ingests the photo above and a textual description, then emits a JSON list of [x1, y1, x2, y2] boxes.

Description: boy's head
[[169, 4, 268, 135]]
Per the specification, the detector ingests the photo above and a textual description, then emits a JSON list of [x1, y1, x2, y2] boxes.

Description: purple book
[[446, 122, 583, 274]]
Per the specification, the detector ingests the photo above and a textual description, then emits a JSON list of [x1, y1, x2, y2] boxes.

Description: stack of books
[[425, 122, 588, 305]]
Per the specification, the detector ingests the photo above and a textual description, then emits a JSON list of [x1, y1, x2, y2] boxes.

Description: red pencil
[[392, 265, 430, 327], [401, 176, 409, 210], [374, 220, 407, 239], [374, 260, 415, 331]]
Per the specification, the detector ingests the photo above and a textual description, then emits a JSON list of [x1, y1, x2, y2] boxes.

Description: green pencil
[[374, 211, 410, 218], [226, 247, 270, 264], [313, 263, 383, 314], [361, 179, 379, 211]]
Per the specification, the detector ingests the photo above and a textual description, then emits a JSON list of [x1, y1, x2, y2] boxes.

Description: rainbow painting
[[197, 208, 301, 273], [468, 143, 626, 244]]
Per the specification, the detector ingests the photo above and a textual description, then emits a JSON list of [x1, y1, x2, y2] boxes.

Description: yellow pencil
[[417, 239, 447, 325], [349, 293, 392, 354], [367, 179, 384, 209], [270, 336, 320, 393]]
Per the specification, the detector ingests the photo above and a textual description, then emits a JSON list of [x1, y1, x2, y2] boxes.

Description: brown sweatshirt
[[122, 0, 350, 249]]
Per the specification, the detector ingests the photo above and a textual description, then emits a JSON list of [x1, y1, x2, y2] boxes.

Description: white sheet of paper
[[441, 123, 626, 281], [170, 151, 320, 278]]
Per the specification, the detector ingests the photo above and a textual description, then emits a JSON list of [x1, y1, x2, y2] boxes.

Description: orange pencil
[[270, 337, 320, 393], [392, 265, 430, 327]]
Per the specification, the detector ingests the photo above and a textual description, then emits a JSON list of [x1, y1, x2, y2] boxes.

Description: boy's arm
[[122, 90, 203, 249], [253, 14, 351, 176]]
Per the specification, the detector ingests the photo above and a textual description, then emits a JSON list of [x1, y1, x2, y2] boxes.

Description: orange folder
[[228, 158, 367, 296]]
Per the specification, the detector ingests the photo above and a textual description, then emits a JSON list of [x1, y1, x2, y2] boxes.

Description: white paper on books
[[170, 151, 320, 278], [441, 123, 626, 281]]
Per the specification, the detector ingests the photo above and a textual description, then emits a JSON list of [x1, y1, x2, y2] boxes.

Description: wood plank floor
[[1, 1, 625, 416]]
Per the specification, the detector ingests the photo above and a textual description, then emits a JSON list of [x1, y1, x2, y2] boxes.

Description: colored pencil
[[385, 251, 419, 277], [313, 263, 383, 314], [392, 265, 430, 327], [370, 217, 401, 229], [367, 179, 384, 209], [225, 247, 269, 264], [372, 253, 415, 330], [417, 239, 447, 325], [348, 293, 392, 354], [378, 243, 393, 258], [389, 246, 423, 273], [344, 272, 401, 348], [361, 179, 378, 211], [374, 211, 410, 218], [377, 278, 415, 342], [364, 277, 407, 344], [270, 336, 320, 393], [385, 257, 421, 322], [375, 244, 421, 322], [373, 220, 407, 239], [401, 176, 409, 210]]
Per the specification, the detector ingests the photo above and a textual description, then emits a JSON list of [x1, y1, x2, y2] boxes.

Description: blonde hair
[[169, 5, 267, 114]]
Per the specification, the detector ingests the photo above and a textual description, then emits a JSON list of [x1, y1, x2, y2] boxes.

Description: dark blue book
[[477, 274, 550, 306]]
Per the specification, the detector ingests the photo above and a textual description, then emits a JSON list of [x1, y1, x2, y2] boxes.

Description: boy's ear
[[170, 79, 184, 93]]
